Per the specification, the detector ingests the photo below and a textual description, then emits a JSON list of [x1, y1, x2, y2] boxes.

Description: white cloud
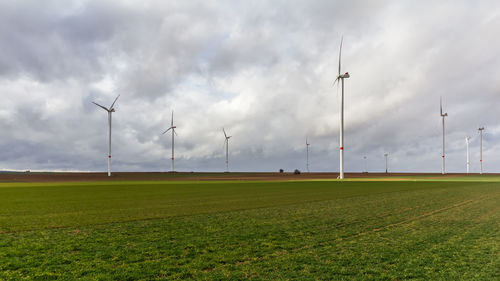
[[0, 0, 499, 173]]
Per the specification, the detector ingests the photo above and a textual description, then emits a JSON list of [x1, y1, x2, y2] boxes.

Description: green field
[[0, 178, 499, 280]]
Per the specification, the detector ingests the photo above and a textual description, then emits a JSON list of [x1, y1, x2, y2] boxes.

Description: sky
[[1, 0, 500, 173]]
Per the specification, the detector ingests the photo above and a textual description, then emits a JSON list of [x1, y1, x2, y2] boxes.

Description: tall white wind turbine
[[478, 127, 484, 174], [465, 136, 471, 174], [92, 94, 120, 177], [440, 97, 448, 175], [223, 128, 232, 172], [162, 111, 177, 172], [333, 37, 350, 179], [306, 137, 310, 173]]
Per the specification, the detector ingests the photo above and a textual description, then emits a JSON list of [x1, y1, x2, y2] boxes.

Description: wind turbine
[[478, 127, 484, 174], [162, 111, 177, 172], [306, 137, 310, 173], [465, 136, 471, 174], [333, 36, 350, 179], [440, 97, 448, 175], [92, 94, 120, 177], [223, 128, 232, 172], [363, 156, 367, 173], [384, 153, 389, 173]]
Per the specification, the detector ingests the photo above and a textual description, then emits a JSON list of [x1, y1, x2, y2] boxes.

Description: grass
[[0, 178, 499, 280]]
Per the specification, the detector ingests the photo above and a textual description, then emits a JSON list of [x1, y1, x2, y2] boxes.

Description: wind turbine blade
[[332, 77, 340, 87], [171, 111, 174, 127], [338, 36, 343, 76], [92, 102, 110, 111], [440, 96, 443, 115], [174, 129, 178, 136], [162, 127, 172, 135], [223, 128, 227, 138], [335, 77, 340, 102], [110, 94, 120, 109]]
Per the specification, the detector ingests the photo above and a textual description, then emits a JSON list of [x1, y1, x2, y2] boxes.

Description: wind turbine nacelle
[[110, 108, 116, 112], [340, 72, 350, 78], [172, 126, 176, 128]]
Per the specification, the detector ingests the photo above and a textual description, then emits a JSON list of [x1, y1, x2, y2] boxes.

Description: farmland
[[0, 174, 498, 280]]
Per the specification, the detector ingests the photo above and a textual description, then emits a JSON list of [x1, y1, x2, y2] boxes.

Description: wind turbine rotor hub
[[339, 72, 350, 79]]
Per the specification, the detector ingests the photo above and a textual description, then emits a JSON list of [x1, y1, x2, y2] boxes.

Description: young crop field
[[0, 177, 498, 280]]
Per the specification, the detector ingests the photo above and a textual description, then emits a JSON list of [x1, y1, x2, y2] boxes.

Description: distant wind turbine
[[306, 137, 310, 173], [478, 127, 484, 174], [384, 153, 389, 173], [223, 128, 232, 172], [333, 36, 350, 179], [92, 94, 120, 177], [162, 111, 177, 172], [363, 156, 367, 173], [440, 97, 448, 175], [465, 136, 471, 174]]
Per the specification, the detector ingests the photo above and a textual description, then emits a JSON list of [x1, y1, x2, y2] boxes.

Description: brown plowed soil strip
[[0, 172, 494, 183]]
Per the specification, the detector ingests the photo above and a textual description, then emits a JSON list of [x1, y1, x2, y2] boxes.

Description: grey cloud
[[1, 0, 500, 173]]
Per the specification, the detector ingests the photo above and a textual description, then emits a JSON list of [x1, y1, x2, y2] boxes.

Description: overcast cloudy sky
[[1, 0, 499, 173]]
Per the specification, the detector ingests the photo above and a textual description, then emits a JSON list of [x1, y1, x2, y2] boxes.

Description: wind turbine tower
[[92, 95, 120, 177], [465, 136, 471, 174], [440, 97, 448, 175], [223, 128, 232, 172], [478, 127, 484, 174], [162, 111, 177, 172], [333, 37, 350, 179], [306, 137, 310, 173]]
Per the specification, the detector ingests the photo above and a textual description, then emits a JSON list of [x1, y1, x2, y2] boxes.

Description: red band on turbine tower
[[340, 147, 343, 150], [108, 155, 111, 158]]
